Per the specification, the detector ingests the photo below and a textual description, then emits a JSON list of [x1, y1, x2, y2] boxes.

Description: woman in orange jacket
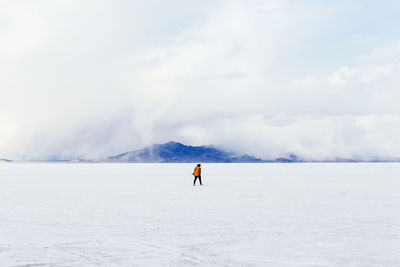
[[192, 164, 202, 186]]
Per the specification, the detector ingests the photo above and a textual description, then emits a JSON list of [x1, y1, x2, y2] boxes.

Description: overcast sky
[[1, 0, 400, 160]]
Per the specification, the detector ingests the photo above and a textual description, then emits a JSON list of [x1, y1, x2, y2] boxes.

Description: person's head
[[197, 164, 201, 167]]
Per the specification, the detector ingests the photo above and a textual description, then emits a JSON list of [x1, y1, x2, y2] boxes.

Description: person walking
[[192, 164, 202, 186]]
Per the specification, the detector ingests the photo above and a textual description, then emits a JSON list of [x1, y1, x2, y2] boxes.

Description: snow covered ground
[[0, 163, 399, 266]]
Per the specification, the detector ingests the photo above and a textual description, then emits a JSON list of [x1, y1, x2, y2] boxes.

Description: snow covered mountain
[[103, 141, 264, 163]]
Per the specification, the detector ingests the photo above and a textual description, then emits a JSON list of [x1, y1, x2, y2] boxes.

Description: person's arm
[[199, 168, 201, 176]]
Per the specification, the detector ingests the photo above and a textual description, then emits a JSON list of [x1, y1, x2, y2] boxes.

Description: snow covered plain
[[0, 163, 399, 266]]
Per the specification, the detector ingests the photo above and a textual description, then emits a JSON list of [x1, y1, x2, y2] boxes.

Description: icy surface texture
[[0, 163, 399, 266]]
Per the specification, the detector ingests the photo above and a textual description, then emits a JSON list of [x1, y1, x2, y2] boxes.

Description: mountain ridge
[[102, 141, 265, 163], [65, 141, 400, 163]]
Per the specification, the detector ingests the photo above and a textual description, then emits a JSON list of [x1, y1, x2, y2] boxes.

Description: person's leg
[[193, 176, 197, 185], [199, 176, 202, 185]]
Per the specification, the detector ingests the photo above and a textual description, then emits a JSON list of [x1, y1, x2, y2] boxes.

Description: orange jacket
[[192, 166, 201, 176]]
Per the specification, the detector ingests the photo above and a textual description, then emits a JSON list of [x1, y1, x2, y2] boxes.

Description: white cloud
[[0, 1, 400, 160], [0, 2, 46, 60]]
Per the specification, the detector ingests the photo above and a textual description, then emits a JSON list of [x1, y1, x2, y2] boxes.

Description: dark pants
[[193, 176, 202, 185]]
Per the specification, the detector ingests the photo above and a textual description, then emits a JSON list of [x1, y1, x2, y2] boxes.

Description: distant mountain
[[103, 141, 265, 163], [273, 154, 303, 163], [74, 141, 398, 163], [0, 158, 13, 163], [61, 142, 400, 163]]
